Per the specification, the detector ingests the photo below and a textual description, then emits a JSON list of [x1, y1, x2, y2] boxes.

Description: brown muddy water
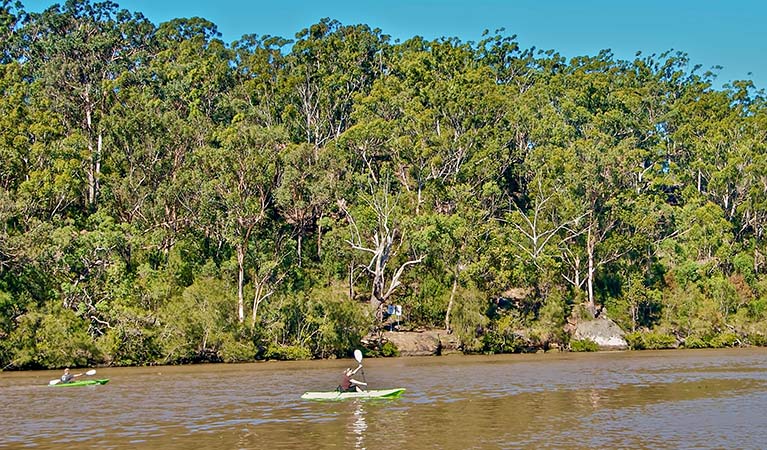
[[2, 348, 767, 449]]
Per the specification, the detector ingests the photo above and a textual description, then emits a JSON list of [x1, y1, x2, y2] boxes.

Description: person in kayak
[[339, 364, 367, 392], [60, 368, 83, 384]]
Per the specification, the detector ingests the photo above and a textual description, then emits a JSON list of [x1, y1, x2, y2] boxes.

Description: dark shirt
[[340, 374, 351, 391], [61, 373, 73, 383]]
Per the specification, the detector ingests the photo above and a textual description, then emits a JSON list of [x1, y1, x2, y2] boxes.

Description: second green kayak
[[50, 379, 110, 387]]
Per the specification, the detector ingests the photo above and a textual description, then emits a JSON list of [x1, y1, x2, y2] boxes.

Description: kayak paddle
[[354, 349, 367, 385]]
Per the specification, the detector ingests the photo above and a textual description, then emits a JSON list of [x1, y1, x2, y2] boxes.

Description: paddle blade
[[85, 369, 96, 376], [49, 379, 60, 385], [354, 349, 363, 363]]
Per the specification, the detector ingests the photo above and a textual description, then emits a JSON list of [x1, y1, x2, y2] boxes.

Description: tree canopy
[[1, 0, 766, 368]]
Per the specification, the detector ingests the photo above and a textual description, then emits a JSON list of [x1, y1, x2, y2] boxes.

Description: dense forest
[[1, 0, 766, 369]]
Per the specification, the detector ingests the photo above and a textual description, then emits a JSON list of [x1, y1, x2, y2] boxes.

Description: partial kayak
[[50, 379, 110, 387], [301, 388, 405, 400]]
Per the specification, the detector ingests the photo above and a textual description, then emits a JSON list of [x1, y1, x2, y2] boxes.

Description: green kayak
[[50, 379, 110, 387]]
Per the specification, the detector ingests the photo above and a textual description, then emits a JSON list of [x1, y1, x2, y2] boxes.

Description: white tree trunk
[[445, 275, 458, 332], [586, 225, 596, 316], [237, 245, 245, 323]]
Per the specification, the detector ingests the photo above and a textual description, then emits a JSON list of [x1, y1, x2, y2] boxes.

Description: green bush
[[158, 277, 235, 363], [624, 331, 642, 350], [569, 338, 599, 352], [747, 333, 767, 346], [380, 341, 399, 357], [219, 335, 258, 362], [747, 297, 767, 320], [530, 290, 568, 348], [8, 305, 101, 369], [683, 336, 708, 349], [642, 332, 678, 349], [264, 344, 311, 360], [482, 330, 524, 354], [98, 324, 161, 366], [450, 285, 489, 352], [709, 332, 740, 348], [625, 331, 677, 350]]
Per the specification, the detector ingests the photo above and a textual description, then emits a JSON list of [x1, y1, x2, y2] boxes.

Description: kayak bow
[[301, 388, 405, 400]]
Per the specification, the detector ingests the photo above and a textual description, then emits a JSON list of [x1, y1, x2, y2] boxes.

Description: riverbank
[[364, 308, 764, 356]]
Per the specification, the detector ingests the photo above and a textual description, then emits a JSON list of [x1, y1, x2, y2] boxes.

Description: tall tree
[[197, 122, 285, 323], [284, 18, 389, 148], [18, 0, 153, 209]]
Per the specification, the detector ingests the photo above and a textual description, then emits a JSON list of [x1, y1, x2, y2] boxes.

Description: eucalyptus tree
[[0, 59, 28, 358], [737, 99, 767, 273], [364, 36, 511, 215], [230, 33, 291, 129], [0, 51, 81, 354], [526, 51, 669, 314], [196, 122, 285, 323], [230, 34, 334, 268], [274, 142, 335, 267], [0, 0, 24, 63], [413, 206, 492, 333], [283, 18, 390, 148], [17, 0, 153, 209], [103, 17, 230, 258]]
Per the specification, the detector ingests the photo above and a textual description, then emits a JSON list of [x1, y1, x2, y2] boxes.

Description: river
[[2, 348, 767, 449]]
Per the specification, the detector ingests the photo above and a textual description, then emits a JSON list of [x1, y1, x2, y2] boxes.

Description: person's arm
[[350, 364, 362, 375]]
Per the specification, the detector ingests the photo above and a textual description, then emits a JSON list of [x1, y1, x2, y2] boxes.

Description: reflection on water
[[353, 402, 367, 449], [2, 348, 767, 449]]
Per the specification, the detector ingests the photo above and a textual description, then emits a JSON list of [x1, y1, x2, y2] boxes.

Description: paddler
[[339, 364, 367, 392], [60, 368, 83, 384]]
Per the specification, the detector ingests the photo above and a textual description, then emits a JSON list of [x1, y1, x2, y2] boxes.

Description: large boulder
[[571, 314, 628, 350], [371, 329, 461, 356]]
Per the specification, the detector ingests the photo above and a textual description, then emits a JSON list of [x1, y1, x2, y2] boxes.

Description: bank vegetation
[[1, 0, 766, 369]]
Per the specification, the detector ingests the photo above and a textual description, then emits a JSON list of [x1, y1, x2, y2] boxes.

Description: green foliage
[[683, 336, 708, 349], [606, 276, 663, 332], [746, 333, 767, 347], [264, 344, 312, 360], [529, 289, 568, 348], [1, 4, 766, 367], [624, 331, 678, 350], [709, 332, 740, 348], [643, 333, 677, 350], [96, 309, 162, 366], [746, 280, 767, 320], [8, 304, 101, 369], [407, 276, 449, 326], [158, 277, 236, 364], [732, 251, 756, 285], [569, 339, 599, 352], [449, 285, 489, 352], [678, 332, 742, 349], [482, 329, 525, 354], [380, 341, 399, 357], [482, 311, 526, 354], [261, 283, 372, 359]]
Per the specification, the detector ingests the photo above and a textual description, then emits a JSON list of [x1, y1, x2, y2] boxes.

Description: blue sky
[[20, 0, 767, 90]]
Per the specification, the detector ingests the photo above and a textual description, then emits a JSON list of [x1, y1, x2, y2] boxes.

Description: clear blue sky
[[20, 0, 767, 90]]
